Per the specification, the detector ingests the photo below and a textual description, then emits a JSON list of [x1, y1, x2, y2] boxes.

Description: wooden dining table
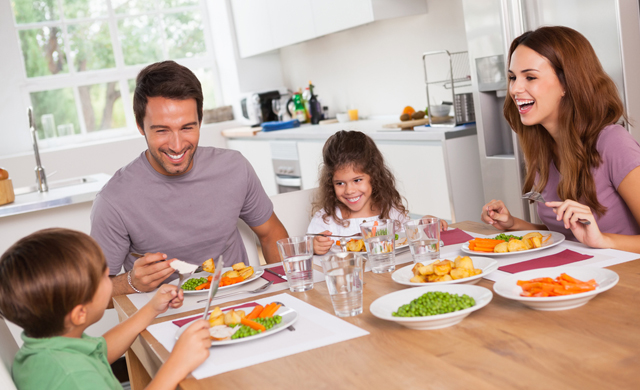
[[113, 221, 640, 390]]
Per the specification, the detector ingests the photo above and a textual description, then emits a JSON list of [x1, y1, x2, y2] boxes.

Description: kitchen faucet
[[28, 107, 48, 192]]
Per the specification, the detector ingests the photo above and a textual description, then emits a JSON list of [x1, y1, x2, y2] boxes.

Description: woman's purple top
[[538, 124, 640, 240]]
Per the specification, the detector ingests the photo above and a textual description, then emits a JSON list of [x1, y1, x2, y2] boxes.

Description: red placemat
[[441, 228, 475, 246], [172, 301, 259, 327], [261, 265, 288, 284], [498, 249, 594, 274]]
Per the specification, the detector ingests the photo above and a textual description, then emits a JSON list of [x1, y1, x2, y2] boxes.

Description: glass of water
[[404, 217, 441, 263], [276, 236, 314, 292], [360, 219, 396, 273], [321, 252, 364, 317]]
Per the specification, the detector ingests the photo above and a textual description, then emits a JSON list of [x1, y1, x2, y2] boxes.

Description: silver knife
[[202, 255, 225, 320], [264, 267, 287, 281]]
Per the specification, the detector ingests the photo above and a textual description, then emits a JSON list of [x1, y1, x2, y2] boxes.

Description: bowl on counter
[[429, 105, 450, 117], [336, 113, 351, 123]]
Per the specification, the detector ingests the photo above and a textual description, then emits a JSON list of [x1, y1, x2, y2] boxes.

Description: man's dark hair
[[133, 61, 203, 130]]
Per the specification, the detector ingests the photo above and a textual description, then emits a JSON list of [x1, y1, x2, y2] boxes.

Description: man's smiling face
[[139, 96, 200, 176]]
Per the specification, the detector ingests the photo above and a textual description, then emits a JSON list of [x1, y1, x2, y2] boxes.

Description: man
[[90, 61, 288, 297]]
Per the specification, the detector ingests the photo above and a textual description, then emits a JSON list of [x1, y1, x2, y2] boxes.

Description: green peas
[[230, 315, 283, 340], [392, 292, 475, 317], [181, 277, 207, 291]]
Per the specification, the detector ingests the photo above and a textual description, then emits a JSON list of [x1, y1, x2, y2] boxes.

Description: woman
[[481, 26, 640, 253]]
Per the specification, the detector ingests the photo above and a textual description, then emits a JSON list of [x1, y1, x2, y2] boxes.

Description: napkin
[[498, 249, 594, 274], [172, 301, 259, 327], [261, 265, 288, 284], [440, 228, 474, 246]]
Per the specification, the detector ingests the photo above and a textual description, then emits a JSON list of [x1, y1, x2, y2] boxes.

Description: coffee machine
[[240, 90, 282, 126]]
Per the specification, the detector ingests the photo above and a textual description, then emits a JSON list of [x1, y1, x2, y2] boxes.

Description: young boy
[[0, 228, 211, 390]]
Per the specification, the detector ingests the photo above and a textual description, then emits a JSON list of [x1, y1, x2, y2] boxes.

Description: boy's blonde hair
[[0, 228, 106, 338]]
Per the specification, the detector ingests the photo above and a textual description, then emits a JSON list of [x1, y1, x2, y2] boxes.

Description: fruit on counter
[[402, 106, 415, 115], [400, 113, 411, 121], [0, 168, 8, 181], [517, 273, 598, 297], [411, 110, 425, 120], [410, 256, 482, 283]]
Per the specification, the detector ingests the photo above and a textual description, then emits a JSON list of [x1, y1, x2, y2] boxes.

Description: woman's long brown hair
[[504, 26, 626, 216], [312, 130, 407, 226]]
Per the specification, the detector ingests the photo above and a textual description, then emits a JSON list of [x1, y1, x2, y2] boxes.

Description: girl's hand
[[421, 215, 448, 231], [313, 231, 334, 255], [481, 200, 515, 230], [168, 319, 210, 376], [149, 284, 184, 314], [546, 200, 609, 248]]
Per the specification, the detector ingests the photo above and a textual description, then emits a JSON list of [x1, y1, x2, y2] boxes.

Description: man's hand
[[130, 252, 176, 292]]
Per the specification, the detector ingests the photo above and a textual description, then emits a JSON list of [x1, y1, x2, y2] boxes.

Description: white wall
[[279, 0, 468, 118]]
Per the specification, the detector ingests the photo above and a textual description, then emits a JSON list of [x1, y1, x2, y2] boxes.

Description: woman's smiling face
[[508, 44, 565, 137], [333, 165, 375, 218]]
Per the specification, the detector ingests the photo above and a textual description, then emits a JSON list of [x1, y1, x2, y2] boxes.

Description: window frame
[[12, 0, 222, 150]]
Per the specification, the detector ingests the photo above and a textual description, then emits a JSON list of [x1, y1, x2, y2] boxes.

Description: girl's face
[[333, 165, 375, 218], [508, 45, 565, 138]]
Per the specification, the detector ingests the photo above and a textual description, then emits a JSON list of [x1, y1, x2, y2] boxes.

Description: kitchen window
[[10, 0, 221, 148]]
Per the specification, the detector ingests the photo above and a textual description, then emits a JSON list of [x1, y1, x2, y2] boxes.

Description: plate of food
[[370, 284, 492, 330], [461, 230, 565, 256], [175, 302, 298, 346], [174, 261, 264, 294], [492, 266, 618, 311], [331, 232, 409, 256], [391, 256, 498, 286]]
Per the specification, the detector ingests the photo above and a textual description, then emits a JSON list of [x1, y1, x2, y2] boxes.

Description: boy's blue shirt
[[13, 332, 122, 390]]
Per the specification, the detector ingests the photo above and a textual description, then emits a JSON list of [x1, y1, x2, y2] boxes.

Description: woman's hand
[[546, 200, 609, 248], [148, 284, 184, 315], [313, 231, 335, 255], [481, 200, 516, 230]]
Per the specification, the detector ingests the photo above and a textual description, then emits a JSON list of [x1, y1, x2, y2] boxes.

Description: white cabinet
[[230, 0, 427, 58], [297, 140, 325, 189], [226, 139, 278, 196]]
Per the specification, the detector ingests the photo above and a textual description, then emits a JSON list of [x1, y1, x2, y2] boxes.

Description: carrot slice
[[261, 304, 281, 318], [241, 317, 266, 332], [246, 305, 264, 320], [258, 303, 275, 318]]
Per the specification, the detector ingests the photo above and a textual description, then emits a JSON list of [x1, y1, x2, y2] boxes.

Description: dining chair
[[0, 317, 18, 390], [270, 188, 317, 237], [237, 218, 261, 268]]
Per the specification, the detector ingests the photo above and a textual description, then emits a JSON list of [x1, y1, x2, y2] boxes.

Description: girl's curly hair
[[312, 130, 407, 226]]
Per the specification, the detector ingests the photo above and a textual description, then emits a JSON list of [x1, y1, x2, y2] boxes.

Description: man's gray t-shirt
[[90, 147, 273, 277]]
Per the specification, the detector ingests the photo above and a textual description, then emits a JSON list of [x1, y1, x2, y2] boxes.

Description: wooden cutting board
[[0, 179, 15, 205], [382, 116, 453, 129], [221, 126, 262, 138]]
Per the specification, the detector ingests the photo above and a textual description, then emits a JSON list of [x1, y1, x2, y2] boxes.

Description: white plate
[[174, 268, 265, 294], [493, 266, 619, 311], [391, 256, 498, 286], [175, 305, 298, 346], [330, 232, 409, 256], [370, 285, 493, 330], [461, 230, 565, 256]]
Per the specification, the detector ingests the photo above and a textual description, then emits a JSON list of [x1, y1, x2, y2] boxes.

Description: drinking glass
[[360, 219, 396, 273], [404, 217, 441, 263], [272, 99, 283, 122], [41, 114, 56, 139], [321, 253, 364, 317], [277, 236, 314, 292]]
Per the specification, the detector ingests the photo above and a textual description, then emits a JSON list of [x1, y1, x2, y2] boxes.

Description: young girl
[[308, 130, 448, 255], [0, 228, 211, 390]]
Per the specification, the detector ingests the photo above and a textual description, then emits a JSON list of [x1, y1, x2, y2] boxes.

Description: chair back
[[270, 188, 317, 237], [237, 219, 261, 267], [0, 318, 18, 390]]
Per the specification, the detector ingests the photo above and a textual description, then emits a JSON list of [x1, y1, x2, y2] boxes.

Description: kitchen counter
[[0, 173, 111, 218], [224, 117, 476, 141]]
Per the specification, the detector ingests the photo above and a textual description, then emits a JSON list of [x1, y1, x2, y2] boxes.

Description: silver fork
[[274, 301, 295, 332], [196, 280, 274, 303], [522, 191, 591, 225]]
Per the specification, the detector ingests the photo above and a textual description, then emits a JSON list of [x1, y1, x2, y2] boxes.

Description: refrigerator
[[460, 0, 640, 223]]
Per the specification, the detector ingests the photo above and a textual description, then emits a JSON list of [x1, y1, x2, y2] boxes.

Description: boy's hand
[[130, 252, 177, 292], [149, 284, 184, 314], [169, 320, 211, 375], [313, 231, 334, 255]]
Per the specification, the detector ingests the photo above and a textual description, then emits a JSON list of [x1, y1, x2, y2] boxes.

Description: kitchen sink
[[14, 176, 99, 196]]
